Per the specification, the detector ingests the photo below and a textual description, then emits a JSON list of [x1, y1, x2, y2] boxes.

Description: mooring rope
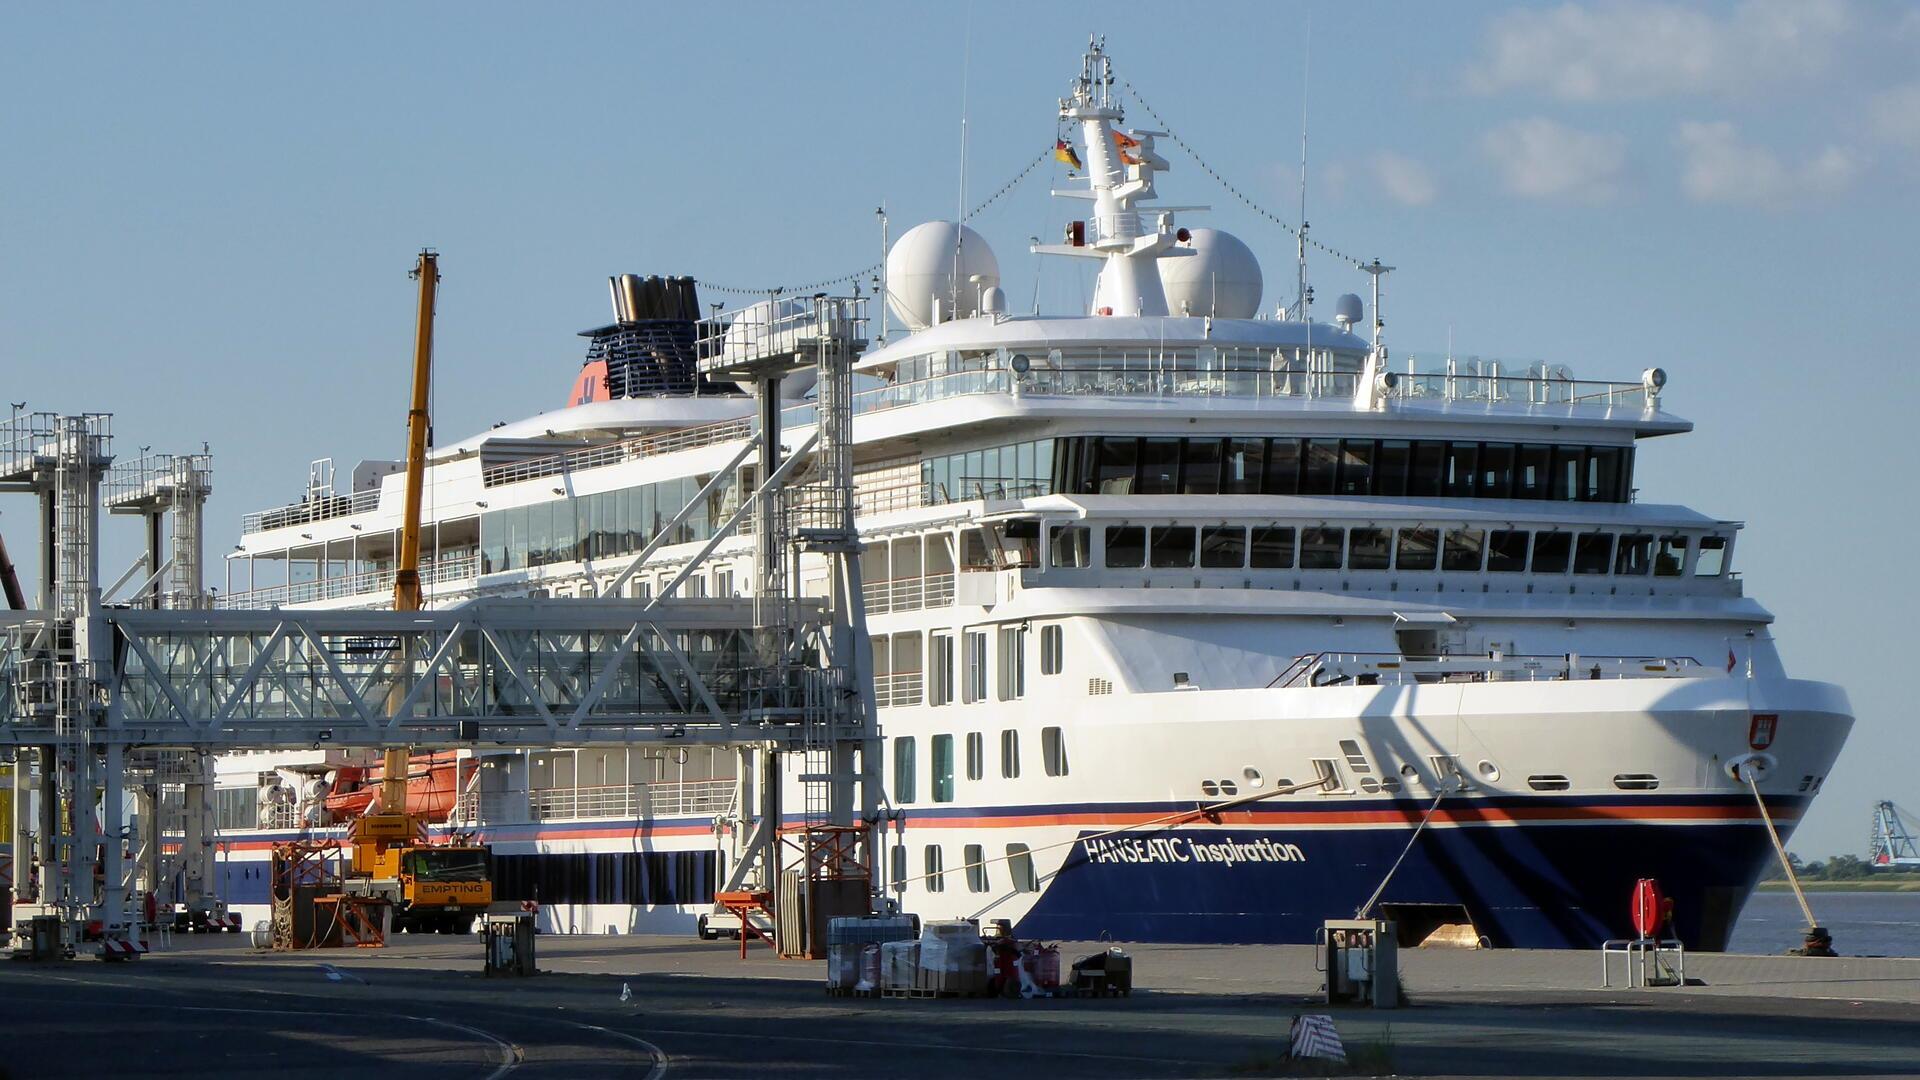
[[1354, 787, 1449, 919], [1745, 767, 1819, 929]]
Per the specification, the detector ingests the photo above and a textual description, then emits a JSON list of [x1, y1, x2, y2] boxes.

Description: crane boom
[[383, 249, 438, 820]]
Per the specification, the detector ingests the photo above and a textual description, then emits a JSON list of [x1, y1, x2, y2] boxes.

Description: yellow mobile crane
[[344, 252, 494, 934]]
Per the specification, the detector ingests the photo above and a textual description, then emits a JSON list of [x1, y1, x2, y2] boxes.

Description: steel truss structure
[[3, 599, 845, 751]]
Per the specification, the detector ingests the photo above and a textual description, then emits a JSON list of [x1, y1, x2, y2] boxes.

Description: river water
[[1726, 890, 1920, 957]]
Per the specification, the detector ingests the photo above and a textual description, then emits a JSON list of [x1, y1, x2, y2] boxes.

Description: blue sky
[[3, 1, 1916, 856]]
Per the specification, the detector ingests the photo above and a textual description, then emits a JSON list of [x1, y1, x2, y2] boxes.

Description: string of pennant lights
[[1119, 79, 1370, 269], [693, 148, 1053, 300]]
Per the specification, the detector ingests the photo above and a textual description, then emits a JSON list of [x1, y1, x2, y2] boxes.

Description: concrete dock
[[2, 934, 1918, 1078]]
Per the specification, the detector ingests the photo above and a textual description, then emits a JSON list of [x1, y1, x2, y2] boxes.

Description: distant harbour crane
[[1869, 801, 1920, 868]]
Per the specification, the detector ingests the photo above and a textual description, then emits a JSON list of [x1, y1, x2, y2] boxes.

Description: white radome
[[1157, 227, 1262, 319], [885, 221, 1001, 331]]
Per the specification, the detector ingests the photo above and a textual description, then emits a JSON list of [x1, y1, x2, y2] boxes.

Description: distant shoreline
[[1757, 880, 1920, 892]]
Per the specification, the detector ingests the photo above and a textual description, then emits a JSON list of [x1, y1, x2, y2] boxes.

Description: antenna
[[876, 204, 890, 343], [951, 2, 973, 319], [1295, 11, 1311, 323]]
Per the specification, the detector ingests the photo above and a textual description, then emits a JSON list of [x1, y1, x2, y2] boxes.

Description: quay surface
[[1, 934, 1917, 1078]]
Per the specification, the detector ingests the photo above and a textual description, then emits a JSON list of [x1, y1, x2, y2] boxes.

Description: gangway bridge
[[1, 294, 879, 959]]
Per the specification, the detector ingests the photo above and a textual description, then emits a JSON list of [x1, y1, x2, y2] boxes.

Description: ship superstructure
[[209, 41, 1851, 949]]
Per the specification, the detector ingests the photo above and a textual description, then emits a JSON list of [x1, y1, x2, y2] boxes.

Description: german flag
[[1054, 138, 1082, 172], [1111, 129, 1143, 166]]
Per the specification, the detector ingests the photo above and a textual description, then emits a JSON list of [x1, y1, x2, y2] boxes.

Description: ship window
[[891, 845, 908, 892], [1574, 532, 1614, 575], [1532, 532, 1572, 574], [1182, 438, 1223, 494], [931, 734, 955, 802], [1514, 443, 1551, 499], [1655, 536, 1688, 577], [1138, 438, 1181, 495], [1249, 526, 1296, 568], [1302, 439, 1341, 495], [893, 737, 917, 804], [1409, 441, 1447, 498], [962, 630, 988, 704], [961, 528, 995, 571], [528, 503, 552, 567], [1001, 729, 1021, 778], [1264, 438, 1302, 495], [1614, 533, 1654, 576], [1586, 447, 1623, 502], [1443, 528, 1486, 572], [1694, 535, 1728, 577], [1528, 774, 1571, 791], [929, 632, 955, 706], [1348, 528, 1391, 570], [1300, 527, 1344, 570], [1444, 443, 1478, 498], [1039, 625, 1063, 675], [965, 844, 989, 893], [966, 732, 984, 781], [996, 625, 1026, 700], [1104, 526, 1146, 568], [1224, 438, 1265, 493], [1200, 525, 1246, 568], [1479, 442, 1515, 499], [1150, 525, 1196, 568], [1487, 530, 1529, 572], [1007, 844, 1038, 893], [925, 846, 945, 892], [1396, 527, 1439, 571], [1613, 773, 1660, 790], [1049, 525, 1091, 569], [1338, 439, 1375, 496], [1042, 726, 1069, 777], [1375, 440, 1411, 497], [1550, 446, 1585, 501], [1095, 437, 1138, 494]]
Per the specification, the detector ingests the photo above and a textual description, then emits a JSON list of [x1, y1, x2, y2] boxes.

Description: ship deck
[[5, 934, 1917, 1077]]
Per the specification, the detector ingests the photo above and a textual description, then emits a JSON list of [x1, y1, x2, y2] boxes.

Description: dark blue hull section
[[1014, 817, 1780, 950]]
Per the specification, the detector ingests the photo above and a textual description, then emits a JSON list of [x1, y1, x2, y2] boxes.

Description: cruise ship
[[205, 42, 1851, 950]]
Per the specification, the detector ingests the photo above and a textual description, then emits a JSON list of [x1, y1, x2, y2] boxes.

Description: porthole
[[1359, 777, 1381, 794], [1399, 764, 1418, 777], [1527, 774, 1571, 792], [1244, 767, 1264, 789], [1201, 780, 1220, 796], [1477, 760, 1500, 782], [1613, 773, 1660, 791], [1380, 778, 1402, 793], [1219, 780, 1239, 796]]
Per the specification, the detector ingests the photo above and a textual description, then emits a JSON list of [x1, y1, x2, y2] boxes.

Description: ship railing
[[873, 671, 924, 710], [1270, 651, 1710, 689], [241, 487, 381, 534], [480, 417, 756, 489], [526, 779, 736, 822], [861, 573, 955, 616], [216, 551, 480, 609]]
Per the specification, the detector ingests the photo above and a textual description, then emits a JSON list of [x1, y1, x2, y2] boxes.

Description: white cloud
[[1368, 152, 1437, 206], [1867, 83, 1920, 150], [1480, 118, 1628, 203], [1673, 120, 1860, 206], [1468, 0, 1852, 102]]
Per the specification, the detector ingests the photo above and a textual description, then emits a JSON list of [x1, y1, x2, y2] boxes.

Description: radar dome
[[1157, 228, 1262, 319], [1333, 293, 1365, 331], [885, 221, 1001, 331]]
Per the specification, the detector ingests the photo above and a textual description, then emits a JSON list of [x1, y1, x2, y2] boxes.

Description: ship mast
[[1030, 38, 1190, 317]]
